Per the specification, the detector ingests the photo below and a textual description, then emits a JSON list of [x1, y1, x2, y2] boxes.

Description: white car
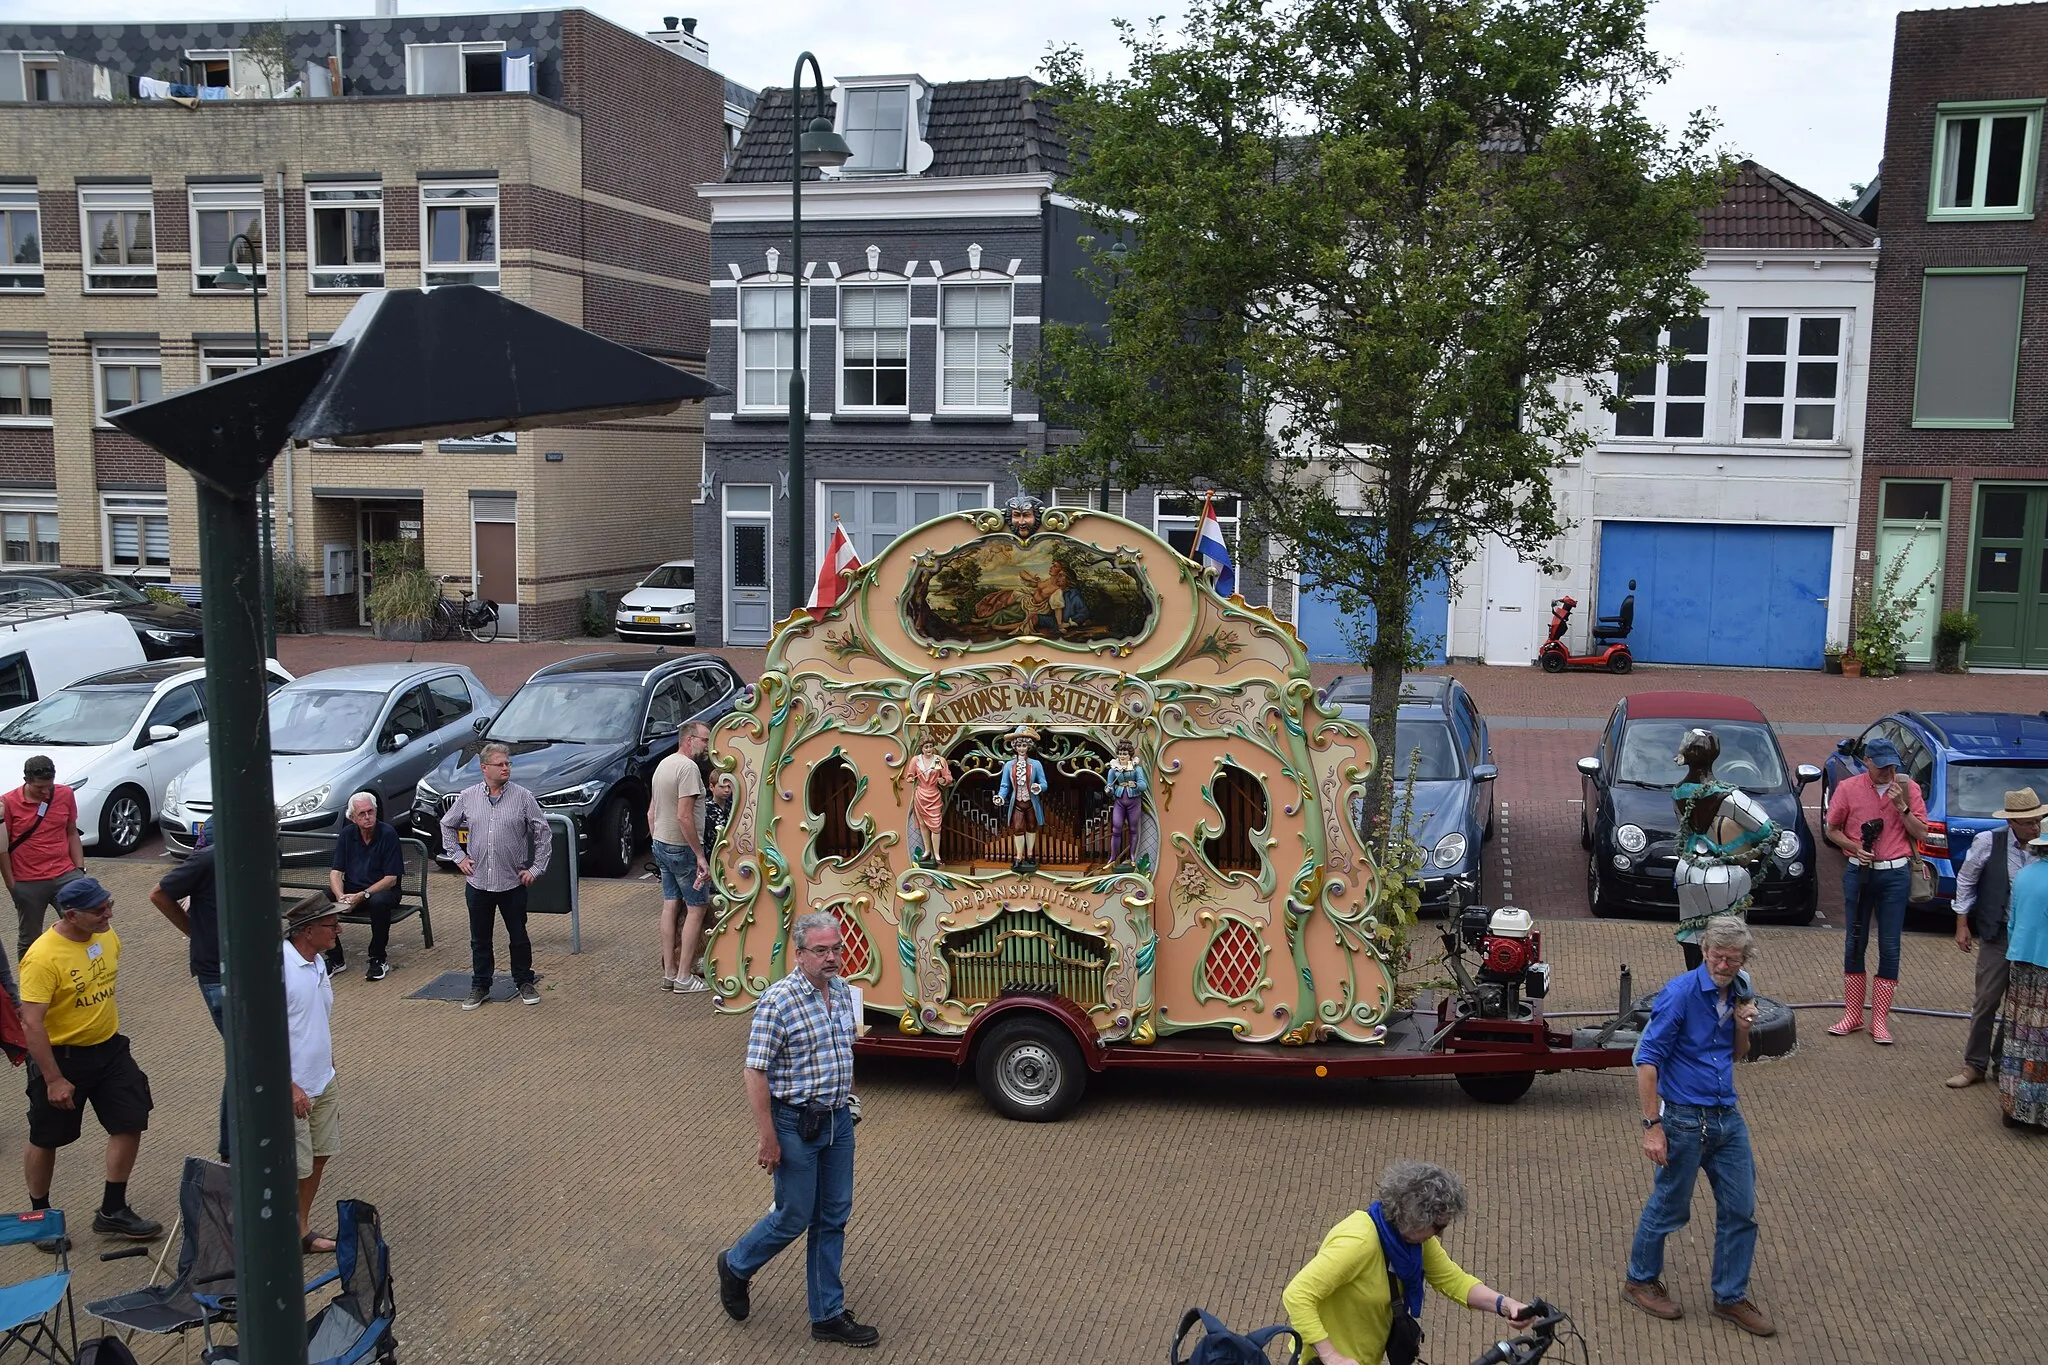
[[614, 559, 695, 642], [0, 658, 293, 855]]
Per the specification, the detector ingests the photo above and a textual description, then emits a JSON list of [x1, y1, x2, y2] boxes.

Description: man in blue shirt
[[328, 793, 405, 982], [1622, 915, 1774, 1338]]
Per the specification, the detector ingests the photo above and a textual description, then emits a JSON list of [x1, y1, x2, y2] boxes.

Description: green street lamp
[[212, 231, 277, 659], [786, 54, 853, 618]]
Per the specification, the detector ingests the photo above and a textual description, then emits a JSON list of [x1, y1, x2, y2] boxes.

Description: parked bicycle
[[429, 578, 501, 643]]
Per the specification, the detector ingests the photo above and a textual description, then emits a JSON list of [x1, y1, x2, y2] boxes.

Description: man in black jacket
[[1946, 787, 2044, 1089], [149, 821, 228, 1161]]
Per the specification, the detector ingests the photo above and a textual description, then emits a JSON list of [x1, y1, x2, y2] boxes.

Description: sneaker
[[93, 1207, 162, 1240], [326, 950, 349, 976], [519, 981, 541, 1006], [675, 975, 708, 993], [715, 1251, 750, 1321], [1710, 1298, 1776, 1337], [660, 976, 676, 993], [1945, 1068, 1985, 1089], [365, 961, 390, 983], [1622, 1278, 1682, 1320], [462, 987, 489, 1011], [810, 1311, 880, 1348]]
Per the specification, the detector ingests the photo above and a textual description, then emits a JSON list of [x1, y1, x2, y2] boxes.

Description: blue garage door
[[1296, 573, 1450, 665], [1598, 522, 1831, 669]]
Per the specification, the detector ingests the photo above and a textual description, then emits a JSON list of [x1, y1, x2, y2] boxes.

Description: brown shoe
[[1711, 1299, 1776, 1337], [1622, 1279, 1683, 1320], [1945, 1068, 1985, 1089]]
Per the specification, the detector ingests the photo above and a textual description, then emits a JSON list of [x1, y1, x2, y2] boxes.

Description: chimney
[[645, 15, 709, 66]]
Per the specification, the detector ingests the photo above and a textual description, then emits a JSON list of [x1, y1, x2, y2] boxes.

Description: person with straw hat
[[1947, 788, 2045, 1089], [993, 725, 1047, 873], [282, 891, 344, 1254]]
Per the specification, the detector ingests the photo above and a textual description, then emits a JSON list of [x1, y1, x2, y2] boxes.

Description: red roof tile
[[1698, 161, 1878, 250]]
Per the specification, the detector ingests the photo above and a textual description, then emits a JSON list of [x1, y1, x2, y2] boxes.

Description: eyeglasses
[[801, 943, 844, 956]]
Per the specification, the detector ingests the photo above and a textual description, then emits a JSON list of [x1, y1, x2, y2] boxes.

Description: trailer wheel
[[975, 1016, 1087, 1122], [1456, 1071, 1536, 1105]]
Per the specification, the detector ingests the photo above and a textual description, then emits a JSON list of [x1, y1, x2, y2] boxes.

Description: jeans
[[726, 1100, 855, 1323], [652, 841, 708, 906], [197, 978, 230, 1162], [1628, 1102, 1757, 1305], [466, 883, 533, 992], [1841, 864, 1909, 979]]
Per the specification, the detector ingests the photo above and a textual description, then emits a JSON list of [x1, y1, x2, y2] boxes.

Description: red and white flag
[[806, 519, 863, 620]]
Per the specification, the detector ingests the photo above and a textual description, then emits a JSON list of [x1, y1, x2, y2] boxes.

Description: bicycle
[[430, 580, 501, 643], [1470, 1299, 1587, 1365]]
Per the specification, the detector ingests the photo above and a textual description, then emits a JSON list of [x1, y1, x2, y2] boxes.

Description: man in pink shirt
[[1822, 735, 1927, 1045], [0, 756, 86, 967]]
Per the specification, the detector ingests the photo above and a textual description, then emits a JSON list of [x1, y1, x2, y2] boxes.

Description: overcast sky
[[0, 0, 2008, 201]]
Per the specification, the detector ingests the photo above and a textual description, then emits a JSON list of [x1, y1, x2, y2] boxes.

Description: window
[[738, 283, 808, 409], [0, 492, 58, 565], [1739, 314, 1845, 442], [824, 482, 985, 560], [95, 345, 161, 421], [0, 654, 32, 713], [1613, 317, 1709, 439], [839, 284, 909, 408], [1052, 487, 1127, 517], [189, 184, 265, 291], [1930, 101, 2043, 220], [200, 346, 259, 384], [79, 185, 155, 292], [841, 86, 909, 173], [1914, 269, 2026, 428], [421, 182, 498, 288], [184, 49, 273, 92], [428, 673, 474, 727], [146, 683, 205, 734], [0, 53, 62, 102], [1156, 493, 1240, 562], [102, 495, 170, 576], [405, 41, 508, 95], [940, 283, 1012, 410], [0, 348, 52, 424], [308, 183, 383, 290], [380, 683, 433, 747], [0, 188, 41, 291], [1881, 481, 1945, 523]]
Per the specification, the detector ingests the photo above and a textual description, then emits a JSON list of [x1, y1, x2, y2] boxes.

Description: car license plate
[[633, 615, 660, 624]]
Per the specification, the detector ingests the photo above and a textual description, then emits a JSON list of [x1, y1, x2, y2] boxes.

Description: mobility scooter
[[1538, 580, 1634, 674]]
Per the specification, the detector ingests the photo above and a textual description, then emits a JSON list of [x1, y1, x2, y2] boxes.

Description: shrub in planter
[[272, 553, 313, 636], [366, 567, 440, 640], [1934, 610, 1981, 673], [1849, 538, 1937, 678]]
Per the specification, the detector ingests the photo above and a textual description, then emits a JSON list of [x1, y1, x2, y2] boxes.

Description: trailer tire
[[1456, 1071, 1535, 1105], [975, 1016, 1087, 1122]]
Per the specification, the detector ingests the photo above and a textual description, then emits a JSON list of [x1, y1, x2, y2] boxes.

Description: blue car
[[1328, 673, 1497, 917], [1821, 711, 2048, 905]]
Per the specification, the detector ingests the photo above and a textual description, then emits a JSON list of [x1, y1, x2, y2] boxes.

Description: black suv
[[0, 569, 205, 659], [413, 652, 745, 876]]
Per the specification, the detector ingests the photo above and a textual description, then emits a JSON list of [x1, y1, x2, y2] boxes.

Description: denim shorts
[[652, 840, 709, 906]]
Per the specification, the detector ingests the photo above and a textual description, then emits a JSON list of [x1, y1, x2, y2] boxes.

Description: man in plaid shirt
[[716, 911, 877, 1349]]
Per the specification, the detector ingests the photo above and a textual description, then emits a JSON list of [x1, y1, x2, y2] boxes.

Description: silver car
[[160, 662, 501, 858]]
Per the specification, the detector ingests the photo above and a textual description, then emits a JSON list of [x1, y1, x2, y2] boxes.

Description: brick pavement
[[23, 851, 2037, 1363]]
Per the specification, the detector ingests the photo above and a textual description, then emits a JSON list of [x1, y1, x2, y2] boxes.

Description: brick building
[[1859, 2, 2048, 668], [0, 11, 749, 639]]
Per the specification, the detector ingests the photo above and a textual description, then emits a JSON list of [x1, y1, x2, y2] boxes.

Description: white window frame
[[188, 183, 267, 293], [78, 185, 157, 293], [405, 41, 508, 95], [101, 493, 171, 579], [0, 490, 60, 567], [938, 280, 1013, 413], [0, 53, 63, 102], [419, 181, 499, 288], [837, 280, 911, 412], [1737, 312, 1849, 446], [306, 182, 384, 292], [1155, 492, 1241, 565], [1928, 100, 2044, 222], [0, 187, 43, 293], [183, 48, 271, 93], [737, 279, 810, 412], [838, 84, 911, 174], [1051, 486, 1127, 517], [199, 346, 260, 385], [1612, 315, 1713, 442], [0, 346, 52, 427], [93, 344, 161, 424]]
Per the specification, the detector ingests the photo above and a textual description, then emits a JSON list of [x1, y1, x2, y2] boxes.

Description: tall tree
[[1030, 0, 1729, 829]]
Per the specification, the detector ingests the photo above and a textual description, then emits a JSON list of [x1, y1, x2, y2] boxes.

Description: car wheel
[[1456, 1070, 1535, 1104], [975, 1015, 1087, 1122], [589, 795, 635, 877], [1587, 850, 1615, 917], [98, 786, 149, 856]]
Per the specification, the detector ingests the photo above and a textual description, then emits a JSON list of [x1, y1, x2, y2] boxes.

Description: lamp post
[[212, 232, 276, 658], [786, 55, 853, 618]]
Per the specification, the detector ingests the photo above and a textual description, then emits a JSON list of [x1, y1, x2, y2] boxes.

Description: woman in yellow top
[[1283, 1161, 1536, 1365]]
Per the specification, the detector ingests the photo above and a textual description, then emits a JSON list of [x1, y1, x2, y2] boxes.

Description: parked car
[[1821, 710, 2048, 905], [160, 663, 501, 858], [0, 603, 150, 726], [415, 652, 745, 876], [1577, 690, 1820, 923], [0, 659, 293, 855], [614, 560, 696, 643], [0, 569, 206, 660], [1332, 673, 1496, 917]]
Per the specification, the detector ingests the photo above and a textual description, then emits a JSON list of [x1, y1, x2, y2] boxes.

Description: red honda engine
[[1454, 906, 1552, 1020]]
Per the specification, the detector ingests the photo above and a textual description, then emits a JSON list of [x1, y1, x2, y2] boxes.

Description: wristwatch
[[1641, 1116, 1662, 1130]]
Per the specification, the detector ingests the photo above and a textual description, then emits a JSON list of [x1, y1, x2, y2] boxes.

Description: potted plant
[[1933, 609, 1981, 673], [1849, 540, 1938, 679], [365, 539, 438, 641], [1823, 639, 1844, 676]]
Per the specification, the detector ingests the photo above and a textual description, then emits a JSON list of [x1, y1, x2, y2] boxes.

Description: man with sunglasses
[[716, 911, 877, 1349]]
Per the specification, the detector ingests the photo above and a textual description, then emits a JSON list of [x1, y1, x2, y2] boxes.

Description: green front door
[[1969, 484, 2048, 668]]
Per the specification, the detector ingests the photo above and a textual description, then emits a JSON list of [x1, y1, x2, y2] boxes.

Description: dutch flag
[[1193, 493, 1236, 597]]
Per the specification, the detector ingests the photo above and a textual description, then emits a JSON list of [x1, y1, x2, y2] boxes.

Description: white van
[[0, 604, 149, 727]]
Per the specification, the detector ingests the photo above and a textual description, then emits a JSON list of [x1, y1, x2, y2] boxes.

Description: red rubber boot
[[1871, 977, 1897, 1045], [1828, 974, 1866, 1036]]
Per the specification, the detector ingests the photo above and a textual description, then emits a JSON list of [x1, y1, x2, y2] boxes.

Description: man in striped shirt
[[440, 743, 551, 1011]]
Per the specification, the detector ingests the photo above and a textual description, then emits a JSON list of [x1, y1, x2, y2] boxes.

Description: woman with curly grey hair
[[1283, 1160, 1535, 1365]]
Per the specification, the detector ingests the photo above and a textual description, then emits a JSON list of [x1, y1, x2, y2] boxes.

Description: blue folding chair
[[0, 1208, 78, 1363], [200, 1200, 396, 1365]]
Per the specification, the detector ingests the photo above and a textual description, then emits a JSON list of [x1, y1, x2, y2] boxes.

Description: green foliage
[[1934, 609, 1981, 673], [271, 553, 312, 635], [581, 590, 611, 638], [142, 585, 184, 609], [1025, 0, 1730, 825], [244, 23, 295, 94], [365, 568, 440, 625], [367, 538, 422, 579], [1850, 536, 1938, 678]]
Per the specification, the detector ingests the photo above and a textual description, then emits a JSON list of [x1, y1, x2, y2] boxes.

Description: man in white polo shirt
[[282, 892, 342, 1255]]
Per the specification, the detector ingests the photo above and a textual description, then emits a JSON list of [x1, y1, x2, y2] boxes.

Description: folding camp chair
[[201, 1200, 396, 1365], [84, 1157, 236, 1342], [0, 1208, 78, 1363]]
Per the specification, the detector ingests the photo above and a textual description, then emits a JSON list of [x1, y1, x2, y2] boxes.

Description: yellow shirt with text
[[20, 929, 120, 1047]]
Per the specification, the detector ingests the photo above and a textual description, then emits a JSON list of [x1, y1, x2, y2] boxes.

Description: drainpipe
[[276, 169, 295, 556], [332, 24, 345, 96]]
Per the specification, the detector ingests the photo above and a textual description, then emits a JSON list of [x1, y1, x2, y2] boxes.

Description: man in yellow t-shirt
[[17, 877, 161, 1250]]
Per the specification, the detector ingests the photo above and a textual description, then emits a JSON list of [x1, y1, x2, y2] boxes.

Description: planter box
[[374, 619, 429, 642]]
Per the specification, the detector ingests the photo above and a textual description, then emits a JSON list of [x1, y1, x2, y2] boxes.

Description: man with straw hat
[[282, 892, 344, 1254], [993, 725, 1047, 873], [1945, 787, 2045, 1089]]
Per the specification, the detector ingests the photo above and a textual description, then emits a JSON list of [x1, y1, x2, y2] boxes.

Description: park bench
[[276, 832, 436, 949]]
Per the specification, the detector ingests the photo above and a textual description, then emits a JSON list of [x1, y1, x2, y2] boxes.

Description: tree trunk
[[1356, 500, 1416, 838]]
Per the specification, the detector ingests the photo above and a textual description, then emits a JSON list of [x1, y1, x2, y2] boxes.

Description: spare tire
[[1573, 995, 1796, 1062]]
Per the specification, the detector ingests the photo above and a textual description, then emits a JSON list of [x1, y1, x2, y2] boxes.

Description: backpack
[[1171, 1308, 1303, 1365], [76, 1339, 141, 1365]]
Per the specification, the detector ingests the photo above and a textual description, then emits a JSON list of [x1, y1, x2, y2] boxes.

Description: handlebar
[[1470, 1299, 1570, 1365]]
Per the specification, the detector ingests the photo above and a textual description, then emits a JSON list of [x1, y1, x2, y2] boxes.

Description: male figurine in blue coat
[[993, 726, 1048, 873]]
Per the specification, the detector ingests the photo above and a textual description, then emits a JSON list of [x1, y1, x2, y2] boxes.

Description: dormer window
[[842, 87, 909, 172]]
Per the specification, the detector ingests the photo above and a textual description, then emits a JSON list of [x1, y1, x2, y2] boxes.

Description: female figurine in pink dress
[[909, 737, 954, 866]]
